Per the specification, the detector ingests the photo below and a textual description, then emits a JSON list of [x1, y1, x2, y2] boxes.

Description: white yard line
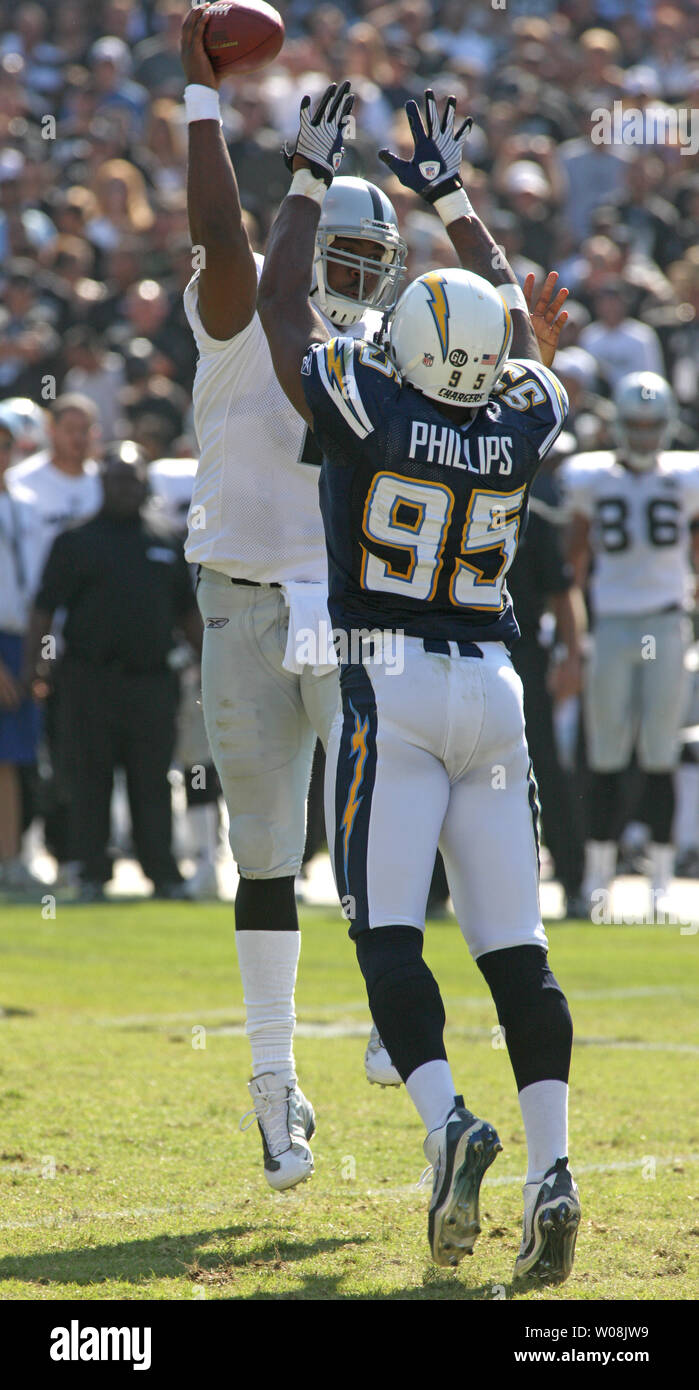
[[369, 1153, 699, 1198], [91, 984, 691, 1030], [204, 1022, 699, 1052], [1, 1155, 697, 1232]]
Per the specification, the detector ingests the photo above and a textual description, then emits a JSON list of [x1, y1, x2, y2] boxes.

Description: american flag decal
[[482, 353, 496, 364]]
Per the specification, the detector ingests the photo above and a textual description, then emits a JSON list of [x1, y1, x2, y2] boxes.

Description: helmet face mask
[[311, 178, 407, 327], [388, 268, 513, 408], [613, 371, 675, 471]]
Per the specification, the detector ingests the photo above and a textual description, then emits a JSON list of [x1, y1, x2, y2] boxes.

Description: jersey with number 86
[[561, 451, 699, 617], [301, 339, 568, 645]]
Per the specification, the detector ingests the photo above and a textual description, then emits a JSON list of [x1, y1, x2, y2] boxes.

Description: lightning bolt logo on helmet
[[422, 273, 450, 362]]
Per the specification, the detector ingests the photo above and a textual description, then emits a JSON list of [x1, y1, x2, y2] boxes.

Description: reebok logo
[[50, 1321, 151, 1371], [205, 617, 229, 628]]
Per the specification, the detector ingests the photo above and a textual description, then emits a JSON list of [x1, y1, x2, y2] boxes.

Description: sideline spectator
[[579, 282, 665, 388], [23, 442, 203, 901], [0, 408, 42, 894], [7, 392, 102, 568]]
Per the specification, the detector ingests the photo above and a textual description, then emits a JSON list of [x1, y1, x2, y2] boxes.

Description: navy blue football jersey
[[301, 337, 569, 646]]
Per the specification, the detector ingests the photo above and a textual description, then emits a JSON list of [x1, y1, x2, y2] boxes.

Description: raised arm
[[379, 92, 568, 364], [257, 189, 327, 427], [181, 5, 257, 341], [258, 83, 354, 425]]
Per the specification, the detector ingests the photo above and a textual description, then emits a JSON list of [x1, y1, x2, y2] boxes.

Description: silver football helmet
[[0, 396, 49, 456], [613, 371, 675, 470], [312, 177, 407, 327]]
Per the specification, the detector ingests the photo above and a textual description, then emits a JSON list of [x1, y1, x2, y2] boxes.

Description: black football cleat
[[513, 1157, 581, 1284], [423, 1098, 502, 1267]]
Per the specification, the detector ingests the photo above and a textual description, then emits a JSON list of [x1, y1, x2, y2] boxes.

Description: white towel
[[280, 581, 337, 676]]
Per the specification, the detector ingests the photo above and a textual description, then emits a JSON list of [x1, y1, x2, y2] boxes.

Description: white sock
[[649, 842, 674, 895], [519, 1079, 568, 1183], [235, 931, 300, 1078], [406, 1059, 457, 1134], [583, 840, 616, 894], [187, 802, 220, 865]]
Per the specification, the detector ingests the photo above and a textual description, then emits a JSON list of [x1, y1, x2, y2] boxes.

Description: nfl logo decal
[[332, 151, 343, 170], [419, 161, 440, 181], [423, 352, 434, 366]]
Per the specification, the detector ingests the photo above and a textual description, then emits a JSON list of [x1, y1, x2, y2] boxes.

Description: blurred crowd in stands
[[0, 0, 697, 452], [0, 0, 698, 900]]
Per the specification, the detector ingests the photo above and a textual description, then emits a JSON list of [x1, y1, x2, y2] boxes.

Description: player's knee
[[355, 925, 424, 992], [477, 944, 572, 1089], [356, 925, 443, 1029], [228, 813, 302, 877]]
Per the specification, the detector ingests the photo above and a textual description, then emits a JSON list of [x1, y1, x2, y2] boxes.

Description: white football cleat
[[513, 1157, 580, 1283], [364, 1024, 402, 1087], [241, 1072, 315, 1192]]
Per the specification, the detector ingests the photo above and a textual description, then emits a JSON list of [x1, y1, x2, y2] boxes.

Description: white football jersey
[[6, 451, 102, 576], [561, 450, 699, 616], [183, 256, 380, 583]]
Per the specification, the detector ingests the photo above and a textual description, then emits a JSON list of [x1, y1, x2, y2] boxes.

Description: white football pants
[[197, 568, 339, 878], [325, 636, 547, 958]]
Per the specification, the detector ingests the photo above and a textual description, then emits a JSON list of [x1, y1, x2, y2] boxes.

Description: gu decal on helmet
[[419, 160, 441, 181], [449, 349, 469, 366]]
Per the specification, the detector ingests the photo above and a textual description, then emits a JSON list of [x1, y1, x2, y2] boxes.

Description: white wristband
[[433, 186, 473, 225], [498, 282, 528, 313], [288, 167, 327, 206], [184, 83, 221, 124]]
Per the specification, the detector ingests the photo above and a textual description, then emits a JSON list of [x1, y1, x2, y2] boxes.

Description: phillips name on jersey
[[301, 337, 568, 646]]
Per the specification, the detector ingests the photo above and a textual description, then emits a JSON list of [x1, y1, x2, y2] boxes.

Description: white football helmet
[[312, 177, 407, 327], [613, 371, 675, 470], [388, 269, 513, 407]]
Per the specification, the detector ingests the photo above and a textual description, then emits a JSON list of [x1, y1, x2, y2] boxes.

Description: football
[[203, 0, 285, 76]]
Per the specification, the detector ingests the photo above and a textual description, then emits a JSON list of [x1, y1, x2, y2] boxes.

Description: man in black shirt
[[23, 443, 202, 900]]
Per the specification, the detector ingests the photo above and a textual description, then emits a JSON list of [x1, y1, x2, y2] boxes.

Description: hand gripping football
[[203, 0, 284, 76]]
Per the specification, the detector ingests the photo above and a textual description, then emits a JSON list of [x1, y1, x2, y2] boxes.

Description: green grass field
[[0, 901, 697, 1301]]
